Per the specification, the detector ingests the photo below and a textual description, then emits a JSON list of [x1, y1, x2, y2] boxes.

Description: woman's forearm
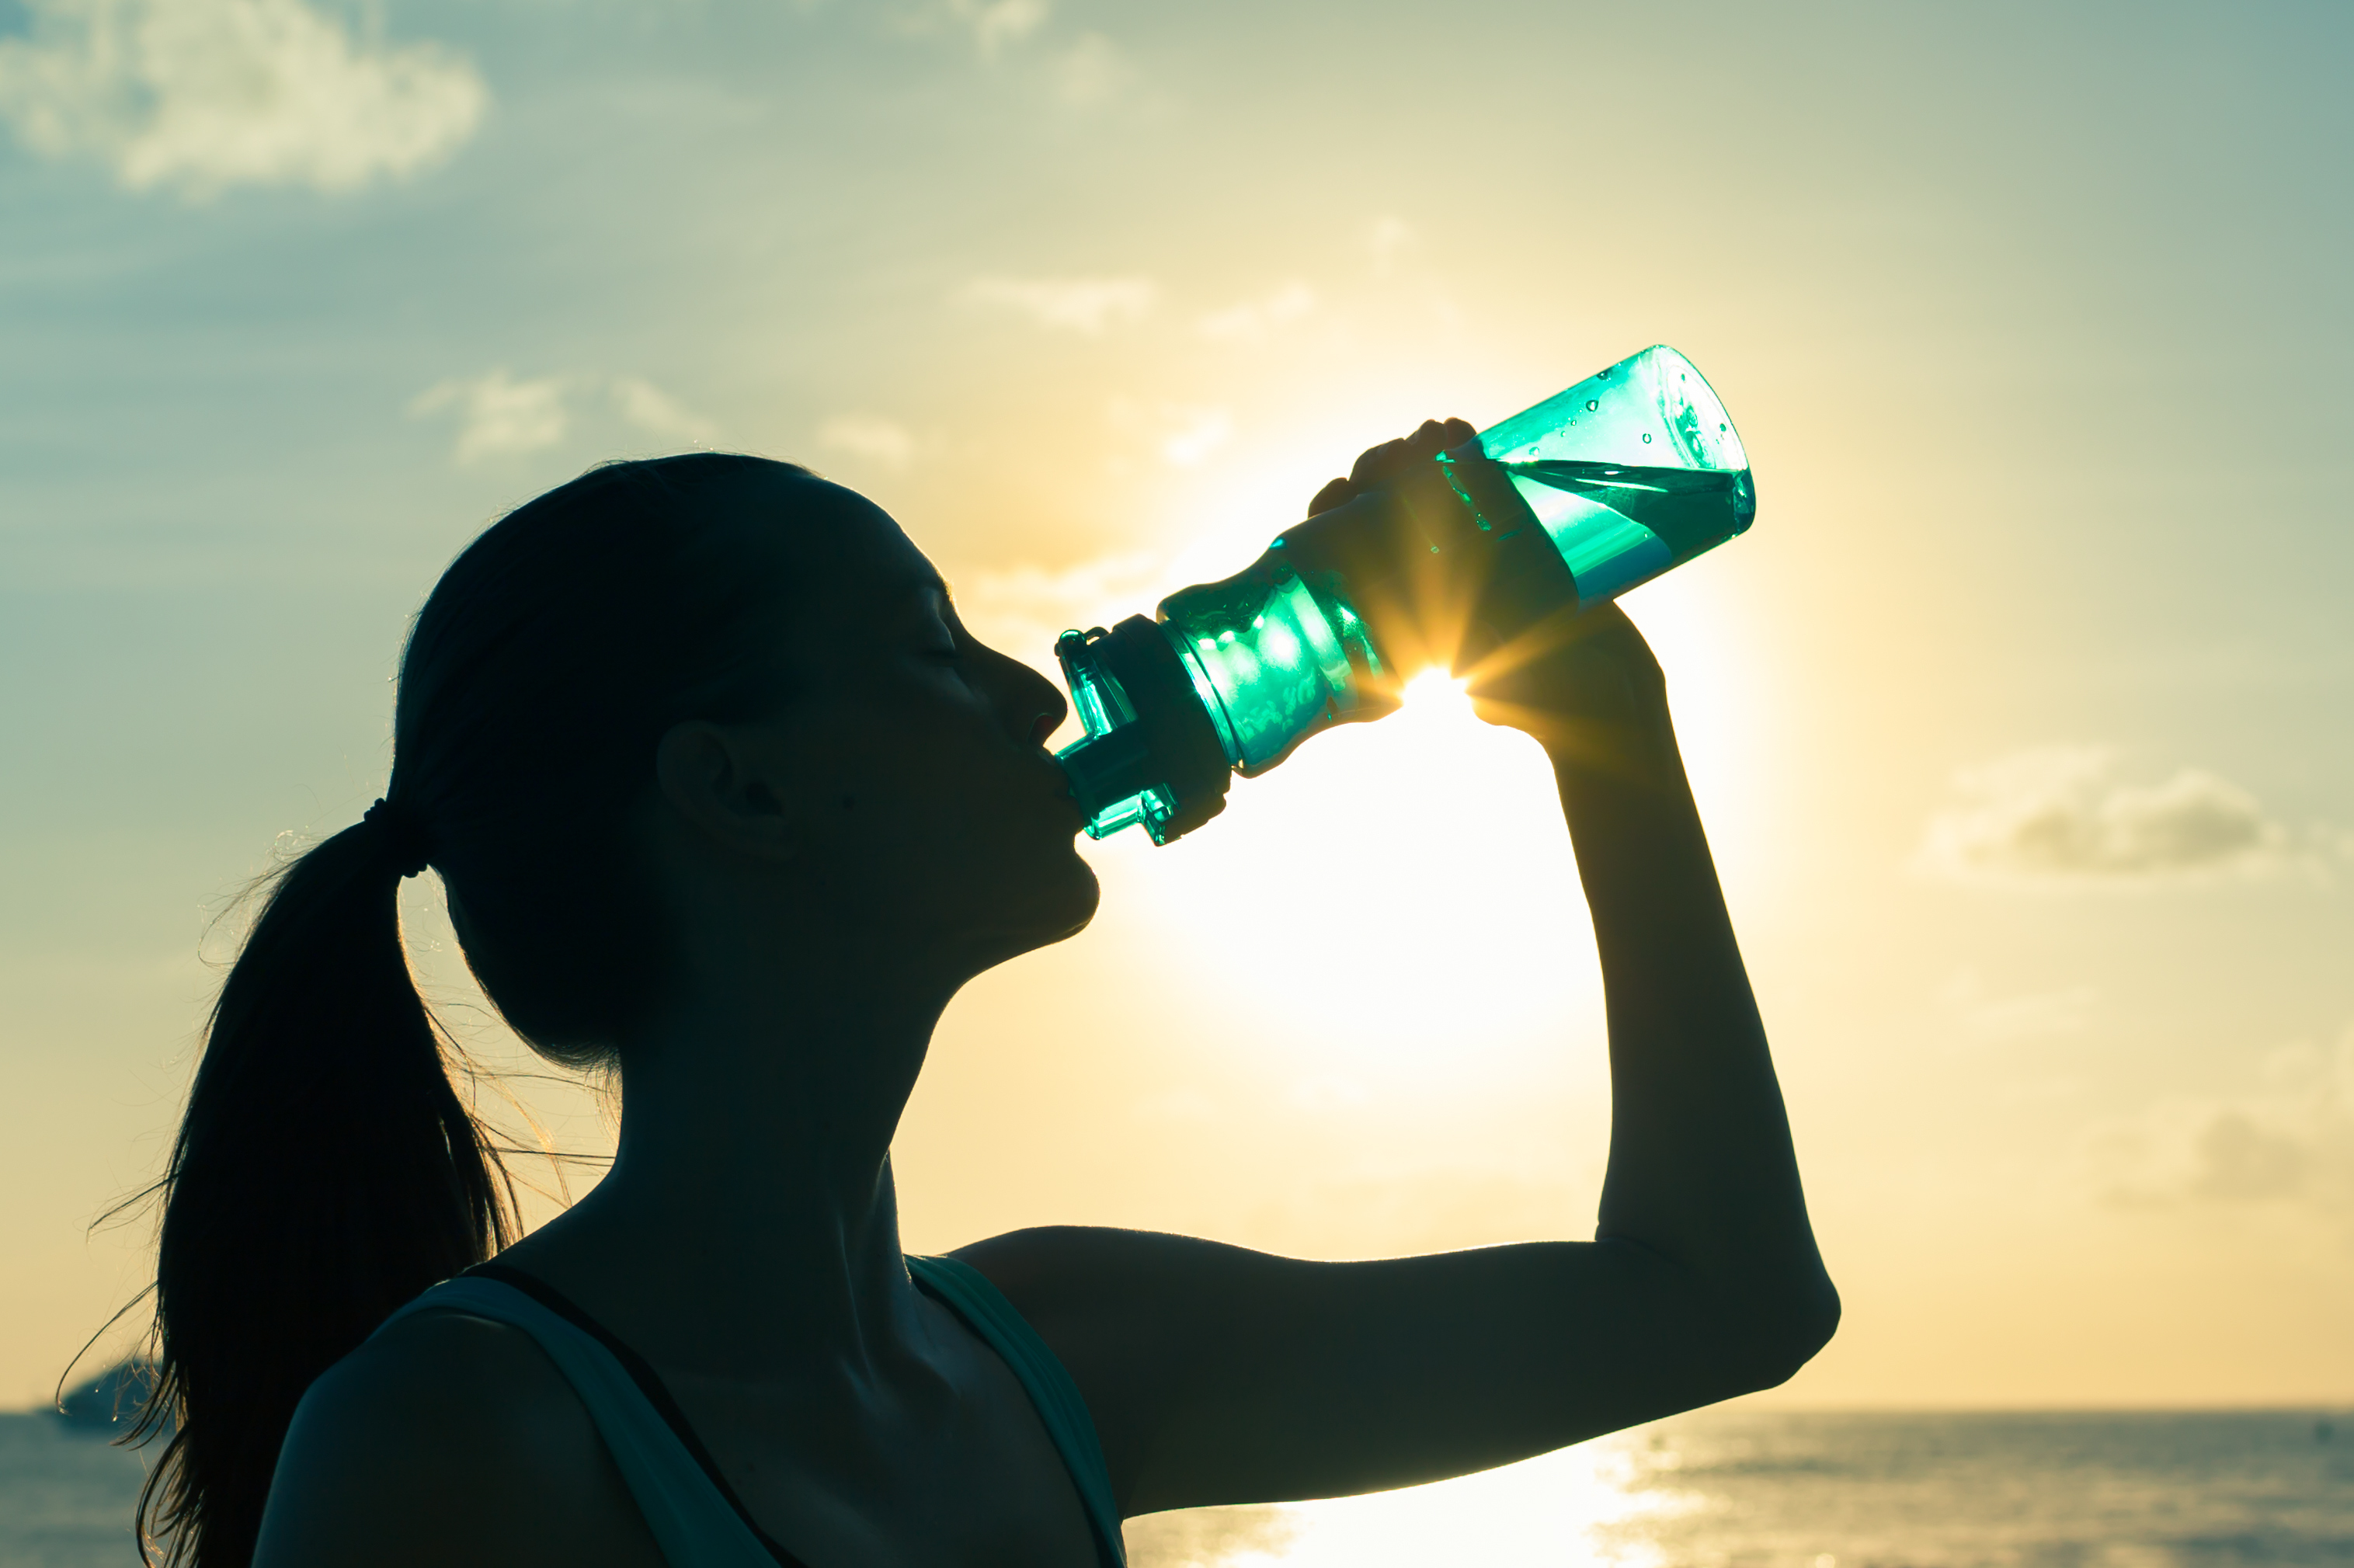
[[1546, 699, 1836, 1357]]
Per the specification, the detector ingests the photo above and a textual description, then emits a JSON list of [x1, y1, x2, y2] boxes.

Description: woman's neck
[[500, 966, 959, 1385]]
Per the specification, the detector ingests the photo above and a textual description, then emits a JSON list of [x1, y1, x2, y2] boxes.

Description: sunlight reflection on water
[[1126, 1412, 2354, 1568], [1273, 1438, 1690, 1568], [1128, 1435, 1689, 1568]]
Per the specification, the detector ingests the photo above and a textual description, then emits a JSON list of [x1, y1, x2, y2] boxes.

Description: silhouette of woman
[[137, 428, 1835, 1568]]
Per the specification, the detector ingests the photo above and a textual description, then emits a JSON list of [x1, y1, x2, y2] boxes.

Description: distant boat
[[54, 1358, 170, 1441]]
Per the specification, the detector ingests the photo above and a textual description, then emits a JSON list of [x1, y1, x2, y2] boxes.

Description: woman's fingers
[[1346, 418, 1477, 489], [1309, 415, 1477, 516], [1347, 437, 1412, 488], [1306, 477, 1357, 516], [1465, 601, 1669, 744]]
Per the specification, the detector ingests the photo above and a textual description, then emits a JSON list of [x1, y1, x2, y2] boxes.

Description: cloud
[[951, 551, 1165, 679], [1126, 1505, 1297, 1568], [410, 370, 569, 464], [609, 377, 718, 445], [0, 0, 485, 197], [1917, 746, 2293, 885], [1053, 32, 1130, 106], [1369, 216, 1415, 275], [1935, 968, 2099, 1041], [1158, 406, 1232, 467], [922, 0, 1048, 57], [816, 415, 917, 468], [1197, 282, 1317, 344], [1104, 398, 1236, 469], [2088, 1029, 2354, 1222], [409, 371, 717, 464], [960, 275, 1158, 335]]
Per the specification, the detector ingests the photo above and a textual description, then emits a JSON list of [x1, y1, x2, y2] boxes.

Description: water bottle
[[1054, 344, 1754, 844]]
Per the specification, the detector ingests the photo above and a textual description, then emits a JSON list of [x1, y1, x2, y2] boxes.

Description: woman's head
[[135, 453, 1089, 1565], [393, 453, 1090, 1062]]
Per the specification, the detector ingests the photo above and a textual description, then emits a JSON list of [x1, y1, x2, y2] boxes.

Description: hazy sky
[[3, 0, 2351, 1444]]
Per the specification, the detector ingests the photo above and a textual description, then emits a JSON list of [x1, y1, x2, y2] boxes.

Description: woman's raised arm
[[961, 433, 1836, 1518]]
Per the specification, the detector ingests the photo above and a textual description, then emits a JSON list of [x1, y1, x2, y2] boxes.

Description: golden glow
[[1094, 650, 1601, 1076], [1398, 666, 1473, 715], [1120, 1431, 1697, 1566], [15, 0, 2348, 1427]]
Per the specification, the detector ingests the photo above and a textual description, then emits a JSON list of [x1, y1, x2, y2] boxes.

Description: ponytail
[[138, 808, 513, 1566]]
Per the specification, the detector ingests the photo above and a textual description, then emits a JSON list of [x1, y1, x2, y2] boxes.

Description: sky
[[2, 0, 2351, 1457]]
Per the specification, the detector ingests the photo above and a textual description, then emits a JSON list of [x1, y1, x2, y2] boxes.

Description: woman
[[141, 422, 1836, 1567]]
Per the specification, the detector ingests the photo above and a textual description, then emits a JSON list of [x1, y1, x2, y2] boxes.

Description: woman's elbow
[[1727, 1272, 1841, 1392]]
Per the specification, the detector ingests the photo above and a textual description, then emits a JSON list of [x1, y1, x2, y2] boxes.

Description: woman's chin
[[1003, 856, 1102, 957], [1039, 857, 1102, 945]]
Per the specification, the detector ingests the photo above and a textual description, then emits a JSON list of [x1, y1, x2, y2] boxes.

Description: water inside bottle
[[1492, 458, 1756, 607]]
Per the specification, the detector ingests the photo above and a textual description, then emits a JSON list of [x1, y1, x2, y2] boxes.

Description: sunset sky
[[3, 0, 2351, 1449]]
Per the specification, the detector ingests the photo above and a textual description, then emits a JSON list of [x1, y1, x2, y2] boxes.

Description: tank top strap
[[906, 1253, 1128, 1568], [370, 1274, 803, 1568], [373, 1262, 1127, 1568]]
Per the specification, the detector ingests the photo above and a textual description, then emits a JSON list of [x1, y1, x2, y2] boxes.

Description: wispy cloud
[[608, 377, 718, 446], [817, 414, 917, 468], [952, 550, 1165, 680], [1916, 746, 2294, 885], [410, 370, 569, 464], [409, 371, 717, 464], [1052, 32, 1130, 105], [1197, 281, 1317, 344], [915, 0, 1049, 57], [1157, 405, 1232, 467], [960, 274, 1158, 335], [1935, 968, 2099, 1041], [1104, 397, 1236, 469], [1369, 215, 1415, 275], [2087, 1028, 2354, 1222], [0, 0, 485, 198]]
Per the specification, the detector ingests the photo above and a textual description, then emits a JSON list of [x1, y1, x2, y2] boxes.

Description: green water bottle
[[1055, 344, 1754, 844]]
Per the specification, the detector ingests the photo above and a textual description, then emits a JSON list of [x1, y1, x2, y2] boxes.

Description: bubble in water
[[1642, 433, 1652, 443], [1585, 399, 1598, 412]]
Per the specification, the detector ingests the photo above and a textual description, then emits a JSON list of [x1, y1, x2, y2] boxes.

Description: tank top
[[367, 1256, 1127, 1568]]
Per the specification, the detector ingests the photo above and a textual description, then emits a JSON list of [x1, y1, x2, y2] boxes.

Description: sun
[[1398, 666, 1474, 719]]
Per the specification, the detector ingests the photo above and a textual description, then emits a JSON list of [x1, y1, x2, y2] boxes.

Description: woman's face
[[755, 477, 1100, 981]]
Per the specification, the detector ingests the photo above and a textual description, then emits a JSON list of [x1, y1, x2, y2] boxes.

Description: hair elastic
[[362, 797, 432, 878]]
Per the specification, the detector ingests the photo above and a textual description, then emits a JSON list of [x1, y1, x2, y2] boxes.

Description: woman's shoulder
[[252, 1302, 667, 1568]]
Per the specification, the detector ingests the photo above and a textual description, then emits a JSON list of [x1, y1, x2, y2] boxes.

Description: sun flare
[[1398, 666, 1474, 717]]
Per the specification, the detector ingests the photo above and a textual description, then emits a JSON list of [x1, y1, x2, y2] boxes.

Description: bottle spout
[[1054, 723, 1162, 837], [1052, 620, 1233, 844]]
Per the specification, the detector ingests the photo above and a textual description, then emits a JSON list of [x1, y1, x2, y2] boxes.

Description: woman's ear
[[653, 719, 807, 864]]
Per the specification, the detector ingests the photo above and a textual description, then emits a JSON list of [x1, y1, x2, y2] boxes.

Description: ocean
[[5, 1410, 2349, 1567]]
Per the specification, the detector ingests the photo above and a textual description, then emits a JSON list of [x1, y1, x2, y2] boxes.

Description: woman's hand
[[1303, 416, 1476, 518], [1310, 419, 1673, 764]]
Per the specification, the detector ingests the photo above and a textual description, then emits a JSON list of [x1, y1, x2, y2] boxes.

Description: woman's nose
[[974, 637, 1070, 747]]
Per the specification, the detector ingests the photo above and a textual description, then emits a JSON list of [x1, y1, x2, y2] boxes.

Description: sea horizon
[[12, 1405, 2352, 1568]]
